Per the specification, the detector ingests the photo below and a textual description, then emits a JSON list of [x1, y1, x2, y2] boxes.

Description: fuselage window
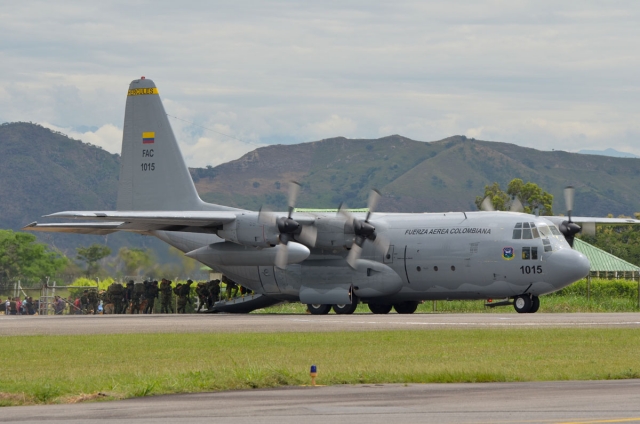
[[542, 239, 553, 252], [531, 246, 538, 260], [522, 247, 530, 260]]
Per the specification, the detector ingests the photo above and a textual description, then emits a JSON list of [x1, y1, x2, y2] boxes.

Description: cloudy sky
[[1, 1, 639, 167]]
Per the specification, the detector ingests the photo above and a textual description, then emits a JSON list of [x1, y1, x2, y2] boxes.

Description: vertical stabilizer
[[117, 78, 235, 211]]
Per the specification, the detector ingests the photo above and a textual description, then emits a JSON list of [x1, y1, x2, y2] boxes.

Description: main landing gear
[[306, 302, 359, 315], [513, 295, 540, 314]]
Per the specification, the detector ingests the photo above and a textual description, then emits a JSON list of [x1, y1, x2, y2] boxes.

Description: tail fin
[[117, 78, 236, 212]]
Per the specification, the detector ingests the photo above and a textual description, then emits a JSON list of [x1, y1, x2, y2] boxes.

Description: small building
[[573, 238, 640, 279]]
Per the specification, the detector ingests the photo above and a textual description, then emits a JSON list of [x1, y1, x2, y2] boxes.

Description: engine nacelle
[[185, 241, 310, 266], [313, 216, 354, 250], [216, 213, 279, 247]]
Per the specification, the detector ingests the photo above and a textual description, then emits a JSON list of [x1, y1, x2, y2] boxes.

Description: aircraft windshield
[[512, 222, 540, 239]]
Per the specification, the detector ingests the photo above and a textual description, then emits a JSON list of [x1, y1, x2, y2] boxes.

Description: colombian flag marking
[[142, 132, 155, 144]]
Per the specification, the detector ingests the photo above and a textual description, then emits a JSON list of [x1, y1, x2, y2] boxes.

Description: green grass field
[[1, 328, 639, 406]]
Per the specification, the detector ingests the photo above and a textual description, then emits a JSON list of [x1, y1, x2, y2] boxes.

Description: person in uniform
[[106, 282, 124, 314], [159, 279, 174, 314], [174, 280, 193, 314], [143, 280, 159, 314], [223, 275, 238, 300], [195, 282, 209, 312], [124, 281, 134, 314], [80, 290, 90, 314], [207, 279, 221, 308], [87, 290, 99, 315]]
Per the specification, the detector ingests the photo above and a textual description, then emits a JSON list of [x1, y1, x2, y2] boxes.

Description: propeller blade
[[297, 225, 317, 247], [258, 206, 277, 225], [510, 196, 524, 213], [480, 196, 495, 211], [275, 243, 288, 270], [366, 189, 381, 221], [288, 181, 301, 213], [346, 244, 362, 269], [564, 186, 575, 221], [373, 234, 390, 256]]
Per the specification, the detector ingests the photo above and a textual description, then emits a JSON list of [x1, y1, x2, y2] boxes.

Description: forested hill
[[195, 135, 640, 217], [0, 122, 156, 254], [2, 122, 640, 253]]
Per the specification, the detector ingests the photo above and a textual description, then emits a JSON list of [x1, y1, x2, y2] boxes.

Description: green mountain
[[0, 122, 159, 256], [194, 135, 640, 217], [2, 123, 640, 257]]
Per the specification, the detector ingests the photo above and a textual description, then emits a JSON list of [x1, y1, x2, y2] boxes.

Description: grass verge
[[1, 328, 639, 406]]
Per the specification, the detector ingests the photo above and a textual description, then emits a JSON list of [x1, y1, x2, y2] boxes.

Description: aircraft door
[[258, 266, 280, 294]]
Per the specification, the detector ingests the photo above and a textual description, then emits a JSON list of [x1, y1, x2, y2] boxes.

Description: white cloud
[[305, 115, 358, 139], [0, 1, 640, 161], [41, 122, 123, 153]]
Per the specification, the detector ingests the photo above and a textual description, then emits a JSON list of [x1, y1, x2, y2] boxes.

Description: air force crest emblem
[[502, 247, 514, 260]]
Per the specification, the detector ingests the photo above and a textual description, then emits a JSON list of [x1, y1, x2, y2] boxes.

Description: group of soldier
[[90, 278, 231, 314]]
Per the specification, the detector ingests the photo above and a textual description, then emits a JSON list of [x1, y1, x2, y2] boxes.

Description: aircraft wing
[[25, 211, 240, 235], [23, 222, 127, 235], [546, 216, 640, 226]]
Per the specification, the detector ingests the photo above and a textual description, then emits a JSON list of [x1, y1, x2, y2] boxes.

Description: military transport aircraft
[[24, 78, 640, 315]]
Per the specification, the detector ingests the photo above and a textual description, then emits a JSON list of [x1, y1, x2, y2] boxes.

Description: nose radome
[[547, 248, 591, 286]]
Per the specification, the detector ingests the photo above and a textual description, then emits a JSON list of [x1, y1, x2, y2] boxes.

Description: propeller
[[259, 181, 317, 269], [480, 196, 495, 211], [510, 196, 524, 213], [559, 185, 581, 247], [339, 189, 390, 269]]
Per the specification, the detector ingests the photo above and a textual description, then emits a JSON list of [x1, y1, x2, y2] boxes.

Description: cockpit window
[[515, 223, 522, 229], [549, 225, 562, 236], [538, 225, 551, 237], [522, 222, 530, 229], [531, 227, 540, 239], [512, 228, 522, 239]]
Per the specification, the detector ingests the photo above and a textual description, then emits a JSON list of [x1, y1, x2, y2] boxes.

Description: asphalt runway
[[3, 380, 640, 424], [2, 312, 640, 336]]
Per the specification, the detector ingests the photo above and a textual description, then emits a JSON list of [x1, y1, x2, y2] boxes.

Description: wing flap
[[23, 222, 126, 235]]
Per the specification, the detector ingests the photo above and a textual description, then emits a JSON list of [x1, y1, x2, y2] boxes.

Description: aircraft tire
[[393, 301, 419, 314], [368, 304, 392, 314], [513, 295, 532, 313], [307, 304, 332, 315], [333, 302, 358, 314], [528, 296, 540, 313]]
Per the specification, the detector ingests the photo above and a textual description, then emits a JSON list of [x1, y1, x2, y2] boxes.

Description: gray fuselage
[[153, 210, 590, 303]]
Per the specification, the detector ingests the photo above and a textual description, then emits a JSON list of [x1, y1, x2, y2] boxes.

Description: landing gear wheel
[[528, 296, 540, 313], [368, 304, 392, 314], [393, 301, 419, 314], [307, 304, 331, 315], [333, 302, 358, 314], [513, 295, 532, 313]]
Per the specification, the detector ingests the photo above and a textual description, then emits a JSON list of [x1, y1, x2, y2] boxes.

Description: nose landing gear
[[513, 295, 540, 313]]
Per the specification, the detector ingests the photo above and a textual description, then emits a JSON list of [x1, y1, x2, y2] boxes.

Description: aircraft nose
[[547, 248, 591, 287]]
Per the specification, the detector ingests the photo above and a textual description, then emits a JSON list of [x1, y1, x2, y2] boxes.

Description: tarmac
[[2, 312, 640, 335], [2, 380, 640, 423], [3, 313, 640, 422]]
